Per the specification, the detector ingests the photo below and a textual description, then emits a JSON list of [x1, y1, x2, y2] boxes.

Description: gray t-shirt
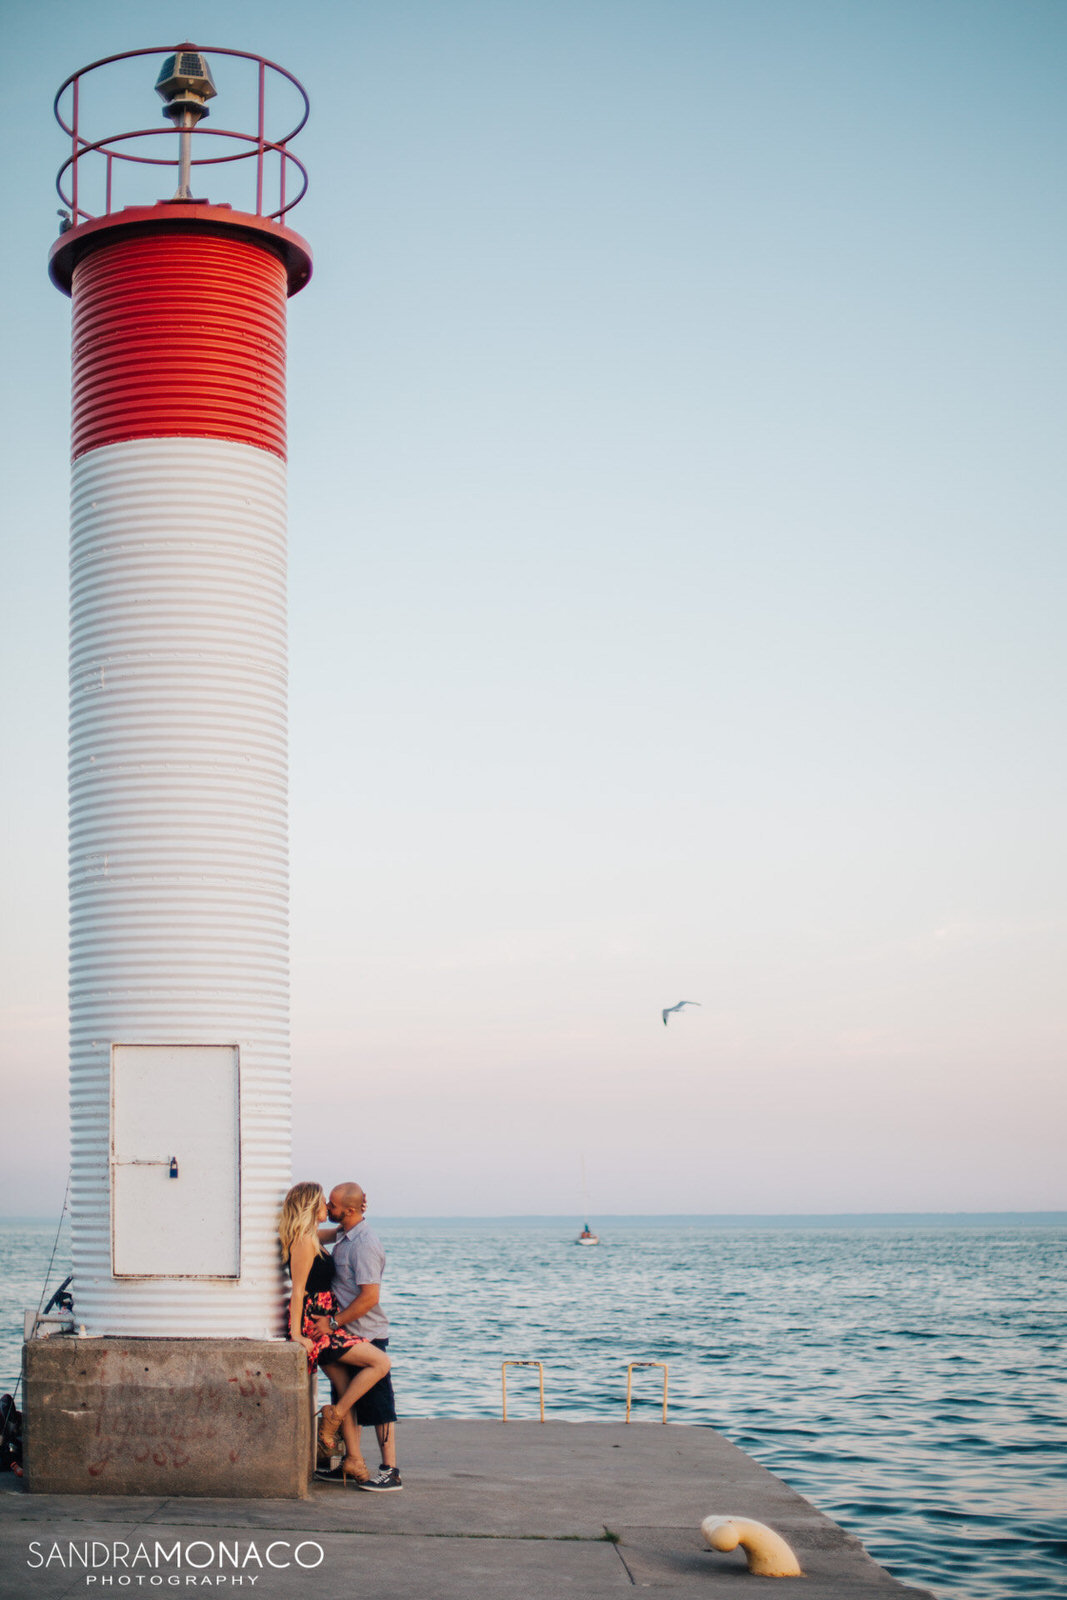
[[331, 1221, 389, 1341]]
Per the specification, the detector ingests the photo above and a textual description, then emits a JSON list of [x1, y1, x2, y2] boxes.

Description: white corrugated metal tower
[[50, 45, 313, 1336]]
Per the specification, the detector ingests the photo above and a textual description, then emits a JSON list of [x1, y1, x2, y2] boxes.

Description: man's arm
[[333, 1283, 380, 1327], [309, 1282, 379, 1338]]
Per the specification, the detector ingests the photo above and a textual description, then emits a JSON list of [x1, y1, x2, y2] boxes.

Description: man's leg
[[354, 1340, 401, 1490], [375, 1420, 397, 1471]]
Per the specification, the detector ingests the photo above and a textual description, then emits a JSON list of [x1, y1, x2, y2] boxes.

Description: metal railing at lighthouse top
[[54, 45, 310, 231]]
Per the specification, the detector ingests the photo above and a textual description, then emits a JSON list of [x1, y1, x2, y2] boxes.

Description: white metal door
[[111, 1044, 241, 1278]]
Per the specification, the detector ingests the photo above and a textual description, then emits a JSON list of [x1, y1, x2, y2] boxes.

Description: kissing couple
[[279, 1180, 402, 1490]]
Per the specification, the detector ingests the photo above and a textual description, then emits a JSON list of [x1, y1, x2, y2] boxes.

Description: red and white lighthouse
[[48, 47, 312, 1342]]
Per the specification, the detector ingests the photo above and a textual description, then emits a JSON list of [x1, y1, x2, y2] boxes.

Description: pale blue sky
[[1, 0, 1064, 1216]]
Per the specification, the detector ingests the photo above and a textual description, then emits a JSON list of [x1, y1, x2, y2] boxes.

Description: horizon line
[[4, 1208, 1065, 1224]]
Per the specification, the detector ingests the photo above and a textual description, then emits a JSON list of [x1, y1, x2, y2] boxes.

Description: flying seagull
[[662, 1000, 701, 1026]]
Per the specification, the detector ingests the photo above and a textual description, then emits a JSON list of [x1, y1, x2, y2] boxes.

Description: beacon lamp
[[154, 45, 217, 199]]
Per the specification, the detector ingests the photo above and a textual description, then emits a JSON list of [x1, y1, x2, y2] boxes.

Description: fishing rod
[[1, 1174, 72, 1466]]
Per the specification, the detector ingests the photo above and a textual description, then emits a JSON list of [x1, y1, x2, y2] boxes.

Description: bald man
[[313, 1182, 401, 1491]]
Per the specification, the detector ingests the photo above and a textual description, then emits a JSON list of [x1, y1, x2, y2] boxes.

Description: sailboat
[[575, 1155, 600, 1245]]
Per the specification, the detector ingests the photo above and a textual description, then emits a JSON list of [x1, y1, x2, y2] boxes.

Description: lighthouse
[[24, 45, 315, 1497]]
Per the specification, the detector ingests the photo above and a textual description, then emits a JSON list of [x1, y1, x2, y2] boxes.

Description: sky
[[1, 0, 1064, 1218]]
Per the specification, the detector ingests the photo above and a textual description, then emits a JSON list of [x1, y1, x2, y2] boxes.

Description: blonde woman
[[279, 1182, 392, 1484]]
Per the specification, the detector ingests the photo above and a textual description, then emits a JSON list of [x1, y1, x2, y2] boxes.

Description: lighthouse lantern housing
[[155, 47, 217, 122]]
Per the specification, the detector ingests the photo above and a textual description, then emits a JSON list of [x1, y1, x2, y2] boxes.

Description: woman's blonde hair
[[279, 1181, 326, 1258]]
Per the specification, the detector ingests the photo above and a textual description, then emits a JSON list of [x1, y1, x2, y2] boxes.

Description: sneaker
[[358, 1466, 403, 1492]]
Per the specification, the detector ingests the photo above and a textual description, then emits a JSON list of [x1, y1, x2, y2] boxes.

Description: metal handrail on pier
[[499, 1360, 670, 1423], [625, 1360, 669, 1423], [501, 1360, 545, 1422]]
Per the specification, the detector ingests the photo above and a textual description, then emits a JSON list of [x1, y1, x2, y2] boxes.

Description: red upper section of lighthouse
[[51, 45, 312, 460], [71, 228, 288, 460]]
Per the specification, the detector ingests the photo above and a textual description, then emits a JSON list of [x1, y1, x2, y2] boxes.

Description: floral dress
[[289, 1247, 367, 1371]]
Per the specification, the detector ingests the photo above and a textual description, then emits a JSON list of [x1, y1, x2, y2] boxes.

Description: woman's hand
[[297, 1335, 316, 1355]]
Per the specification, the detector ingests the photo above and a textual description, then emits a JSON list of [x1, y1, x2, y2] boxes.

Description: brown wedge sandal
[[316, 1403, 343, 1457]]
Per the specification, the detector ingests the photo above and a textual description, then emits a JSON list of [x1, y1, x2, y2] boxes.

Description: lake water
[[3, 1215, 1064, 1599]]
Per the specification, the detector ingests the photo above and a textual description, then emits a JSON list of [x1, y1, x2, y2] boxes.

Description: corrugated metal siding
[[70, 233, 287, 461], [69, 436, 291, 1337]]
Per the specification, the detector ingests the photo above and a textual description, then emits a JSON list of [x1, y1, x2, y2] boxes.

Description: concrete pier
[[22, 1339, 311, 1499], [1, 1418, 935, 1598]]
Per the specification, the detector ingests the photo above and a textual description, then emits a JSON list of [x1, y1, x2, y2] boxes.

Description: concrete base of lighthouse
[[22, 1338, 313, 1498]]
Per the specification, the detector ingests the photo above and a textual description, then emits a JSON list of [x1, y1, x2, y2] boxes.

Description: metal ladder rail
[[625, 1360, 669, 1423], [501, 1360, 545, 1422]]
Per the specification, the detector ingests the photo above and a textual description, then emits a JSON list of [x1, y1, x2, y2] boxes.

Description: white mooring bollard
[[701, 1515, 802, 1577]]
